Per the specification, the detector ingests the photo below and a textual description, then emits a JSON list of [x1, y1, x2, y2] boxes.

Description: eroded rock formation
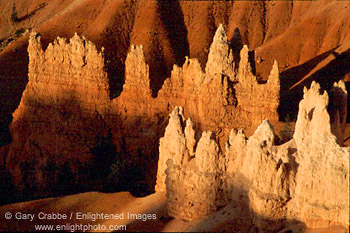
[[290, 81, 349, 228], [158, 24, 280, 135], [158, 108, 220, 220], [4, 25, 280, 198], [8, 32, 111, 190], [158, 81, 349, 231]]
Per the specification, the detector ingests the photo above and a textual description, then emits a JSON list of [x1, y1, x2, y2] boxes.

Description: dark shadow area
[[346, 81, 350, 123], [248, 50, 257, 77], [0, 103, 167, 205], [230, 27, 244, 68], [187, 182, 306, 233], [0, 115, 12, 147], [11, 3, 47, 23], [0, 162, 16, 205], [102, 1, 136, 99], [158, 0, 189, 69], [0, 76, 28, 146], [148, 0, 189, 98], [0, 31, 31, 145], [0, 95, 118, 204], [103, 112, 169, 197], [148, 39, 168, 98], [278, 47, 350, 122]]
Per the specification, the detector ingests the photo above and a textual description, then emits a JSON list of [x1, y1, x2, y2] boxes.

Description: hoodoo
[[157, 81, 349, 230]]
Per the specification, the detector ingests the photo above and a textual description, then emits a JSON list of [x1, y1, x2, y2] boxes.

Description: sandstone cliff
[[158, 81, 349, 231], [158, 24, 280, 135], [1, 24, 283, 198], [7, 32, 112, 191], [2, 0, 350, 139]]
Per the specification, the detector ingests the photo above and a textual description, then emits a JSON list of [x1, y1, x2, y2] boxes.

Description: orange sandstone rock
[[159, 81, 349, 230]]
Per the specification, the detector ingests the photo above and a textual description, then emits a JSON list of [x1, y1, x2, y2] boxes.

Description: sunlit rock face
[[159, 81, 349, 230], [291, 81, 349, 228], [5, 25, 280, 198], [156, 107, 220, 220], [159, 24, 280, 133], [8, 32, 111, 190]]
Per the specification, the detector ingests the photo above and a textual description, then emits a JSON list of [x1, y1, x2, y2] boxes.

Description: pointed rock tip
[[268, 59, 279, 83], [310, 80, 320, 91], [186, 117, 193, 126], [71, 32, 81, 40], [239, 45, 249, 59], [269, 60, 279, 74], [29, 30, 38, 38], [273, 59, 278, 68], [213, 24, 227, 43], [170, 106, 185, 118], [334, 79, 347, 93], [254, 119, 274, 136]]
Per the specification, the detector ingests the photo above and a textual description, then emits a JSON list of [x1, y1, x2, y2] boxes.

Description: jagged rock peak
[[28, 31, 43, 51], [333, 79, 347, 92], [292, 81, 349, 227], [27, 32, 106, 83], [156, 106, 188, 192], [246, 119, 275, 152], [251, 119, 274, 142], [238, 44, 252, 77], [294, 81, 333, 148], [213, 24, 228, 44], [28, 31, 44, 75], [35, 32, 104, 60], [124, 45, 151, 96], [268, 60, 280, 85], [205, 24, 235, 81], [195, 131, 219, 173]]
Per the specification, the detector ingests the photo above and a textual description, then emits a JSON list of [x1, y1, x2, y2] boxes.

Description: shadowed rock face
[[2, 25, 280, 199], [158, 81, 349, 231]]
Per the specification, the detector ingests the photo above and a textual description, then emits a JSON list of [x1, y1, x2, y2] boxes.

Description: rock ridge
[[6, 25, 280, 200]]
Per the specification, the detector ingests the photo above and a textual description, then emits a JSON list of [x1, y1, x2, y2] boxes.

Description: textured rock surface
[[159, 81, 349, 230], [124, 45, 152, 97], [291, 81, 349, 228], [3, 25, 281, 196], [226, 120, 295, 231], [158, 24, 280, 135], [161, 108, 220, 220], [155, 106, 188, 192], [205, 24, 235, 80], [8, 32, 111, 190], [236, 47, 280, 125]]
